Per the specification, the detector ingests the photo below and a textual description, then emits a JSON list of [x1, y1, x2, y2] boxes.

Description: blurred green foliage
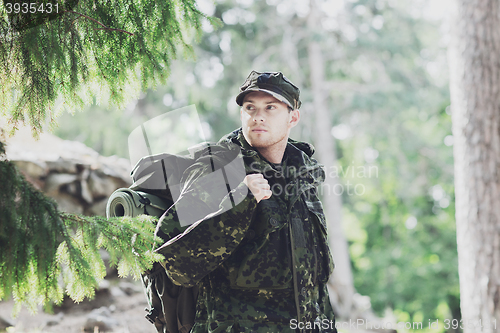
[[53, 0, 458, 331]]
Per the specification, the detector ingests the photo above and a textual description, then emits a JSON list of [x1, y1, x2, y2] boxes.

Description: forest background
[[55, 0, 457, 330], [2, 0, 458, 332]]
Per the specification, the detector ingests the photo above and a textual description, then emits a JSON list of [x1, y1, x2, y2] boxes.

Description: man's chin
[[247, 140, 270, 148], [245, 134, 267, 147], [246, 134, 287, 150]]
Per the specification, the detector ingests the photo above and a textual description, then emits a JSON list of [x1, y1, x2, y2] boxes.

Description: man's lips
[[251, 128, 267, 132]]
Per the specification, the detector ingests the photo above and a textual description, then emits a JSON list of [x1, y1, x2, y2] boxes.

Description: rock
[[12, 159, 48, 178], [79, 165, 91, 180], [83, 306, 118, 332], [118, 281, 141, 295], [110, 286, 127, 298], [45, 312, 64, 327], [87, 198, 108, 217], [48, 191, 84, 215], [46, 158, 78, 174], [0, 315, 14, 330], [65, 181, 80, 196], [88, 172, 125, 199], [4, 125, 133, 217], [81, 180, 94, 204], [44, 173, 79, 195], [18, 169, 45, 190], [98, 156, 132, 182], [98, 279, 111, 292]]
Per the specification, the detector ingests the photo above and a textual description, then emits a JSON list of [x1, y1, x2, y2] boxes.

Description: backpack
[[106, 150, 203, 333], [106, 142, 242, 333]]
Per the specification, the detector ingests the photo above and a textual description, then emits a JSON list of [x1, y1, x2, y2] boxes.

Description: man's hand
[[243, 174, 272, 203]]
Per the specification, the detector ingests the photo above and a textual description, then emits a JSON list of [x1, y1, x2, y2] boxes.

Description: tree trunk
[[307, 0, 355, 320], [449, 0, 500, 332]]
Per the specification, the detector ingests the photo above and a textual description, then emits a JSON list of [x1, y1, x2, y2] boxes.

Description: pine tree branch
[[0, 141, 163, 312], [1, 0, 220, 136], [64, 10, 134, 36]]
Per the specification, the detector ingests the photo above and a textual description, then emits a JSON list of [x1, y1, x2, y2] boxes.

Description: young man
[[155, 71, 337, 332]]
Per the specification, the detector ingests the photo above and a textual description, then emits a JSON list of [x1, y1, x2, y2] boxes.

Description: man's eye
[[246, 105, 254, 110], [267, 105, 276, 110]]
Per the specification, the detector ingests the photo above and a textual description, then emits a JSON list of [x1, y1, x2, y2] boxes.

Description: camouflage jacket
[[155, 129, 336, 332]]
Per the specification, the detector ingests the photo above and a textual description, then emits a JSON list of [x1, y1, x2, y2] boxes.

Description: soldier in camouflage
[[155, 71, 337, 332]]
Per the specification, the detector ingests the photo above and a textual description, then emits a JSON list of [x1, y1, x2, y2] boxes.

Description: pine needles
[[0, 141, 163, 314], [0, 0, 220, 136], [0, 0, 221, 313]]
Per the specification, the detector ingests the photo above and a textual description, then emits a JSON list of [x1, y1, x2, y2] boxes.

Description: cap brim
[[236, 88, 293, 108]]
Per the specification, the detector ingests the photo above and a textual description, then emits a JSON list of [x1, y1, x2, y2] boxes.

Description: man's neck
[[256, 140, 287, 164]]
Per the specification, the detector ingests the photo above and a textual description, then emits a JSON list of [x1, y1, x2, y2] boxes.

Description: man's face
[[240, 91, 300, 150]]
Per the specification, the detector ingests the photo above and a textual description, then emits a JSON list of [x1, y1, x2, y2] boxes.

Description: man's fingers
[[244, 174, 273, 202], [261, 190, 272, 200], [248, 173, 264, 179]]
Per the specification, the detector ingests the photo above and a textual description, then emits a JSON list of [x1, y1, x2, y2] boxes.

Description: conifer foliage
[[0, 0, 217, 133], [0, 140, 163, 312], [0, 0, 215, 312]]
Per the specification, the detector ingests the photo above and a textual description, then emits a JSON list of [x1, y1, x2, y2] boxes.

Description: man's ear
[[289, 109, 300, 128]]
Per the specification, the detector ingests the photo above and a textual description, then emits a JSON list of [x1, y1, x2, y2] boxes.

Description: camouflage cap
[[236, 71, 302, 109]]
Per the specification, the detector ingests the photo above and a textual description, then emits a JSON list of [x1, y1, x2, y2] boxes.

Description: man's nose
[[252, 108, 265, 122]]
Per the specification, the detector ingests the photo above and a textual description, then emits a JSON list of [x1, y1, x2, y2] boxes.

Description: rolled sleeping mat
[[106, 188, 170, 218]]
